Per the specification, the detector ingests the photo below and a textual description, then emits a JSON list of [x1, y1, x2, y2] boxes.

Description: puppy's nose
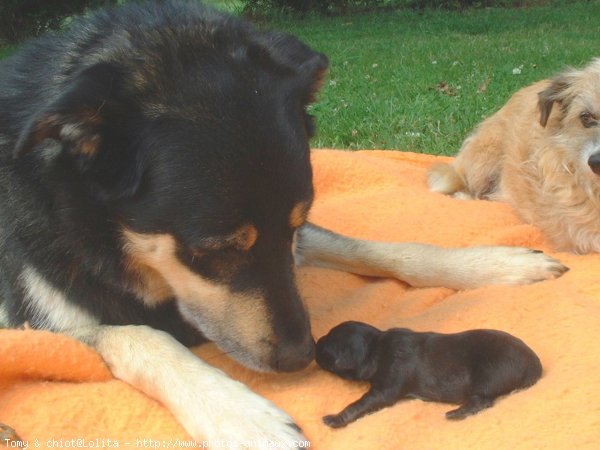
[[588, 153, 600, 175], [315, 342, 334, 367]]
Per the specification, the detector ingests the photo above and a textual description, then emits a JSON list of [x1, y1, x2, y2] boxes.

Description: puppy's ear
[[252, 31, 329, 104], [538, 69, 577, 127], [14, 63, 143, 201], [354, 332, 380, 381]]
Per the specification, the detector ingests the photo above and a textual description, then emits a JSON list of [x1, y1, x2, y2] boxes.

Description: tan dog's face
[[538, 58, 600, 177]]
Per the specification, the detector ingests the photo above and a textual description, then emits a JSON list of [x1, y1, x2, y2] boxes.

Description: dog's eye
[[580, 111, 598, 128]]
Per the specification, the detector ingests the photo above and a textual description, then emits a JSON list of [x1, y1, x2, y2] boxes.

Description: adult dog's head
[[13, 2, 327, 372], [538, 58, 600, 177]]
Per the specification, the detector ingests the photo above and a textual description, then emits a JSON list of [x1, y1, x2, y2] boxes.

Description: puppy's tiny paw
[[323, 414, 346, 428], [445, 409, 468, 421]]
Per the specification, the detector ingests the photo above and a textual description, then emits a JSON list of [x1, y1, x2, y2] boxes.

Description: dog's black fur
[[0, 0, 327, 370], [316, 321, 542, 427]]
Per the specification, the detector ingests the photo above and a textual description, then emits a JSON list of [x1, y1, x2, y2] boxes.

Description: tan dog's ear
[[538, 79, 567, 127], [538, 69, 579, 127]]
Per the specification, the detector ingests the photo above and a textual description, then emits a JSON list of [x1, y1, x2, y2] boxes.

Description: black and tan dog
[[0, 0, 565, 446], [316, 321, 542, 427]]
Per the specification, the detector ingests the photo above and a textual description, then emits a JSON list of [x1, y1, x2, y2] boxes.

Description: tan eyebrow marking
[[232, 223, 258, 251], [196, 224, 259, 252], [289, 201, 311, 229]]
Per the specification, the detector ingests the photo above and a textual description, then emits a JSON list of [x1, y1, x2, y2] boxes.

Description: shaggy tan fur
[[428, 58, 600, 254]]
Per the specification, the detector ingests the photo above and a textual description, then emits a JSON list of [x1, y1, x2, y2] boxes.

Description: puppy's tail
[[427, 162, 466, 195]]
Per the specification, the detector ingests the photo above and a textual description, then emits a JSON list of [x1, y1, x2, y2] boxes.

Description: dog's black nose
[[588, 153, 600, 175], [273, 336, 315, 372]]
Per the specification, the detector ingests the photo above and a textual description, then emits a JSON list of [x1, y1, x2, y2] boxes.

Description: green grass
[[2, 2, 599, 155], [204, 0, 245, 13], [266, 2, 600, 154], [0, 46, 15, 59]]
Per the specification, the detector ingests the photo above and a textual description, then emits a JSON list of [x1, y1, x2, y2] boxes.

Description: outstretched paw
[[483, 247, 568, 285], [445, 395, 495, 420], [436, 246, 568, 289], [323, 414, 347, 428]]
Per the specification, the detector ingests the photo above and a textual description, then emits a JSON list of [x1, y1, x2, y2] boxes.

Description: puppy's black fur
[[316, 321, 542, 427]]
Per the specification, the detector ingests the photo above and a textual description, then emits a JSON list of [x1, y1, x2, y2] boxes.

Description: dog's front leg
[[66, 325, 306, 449], [296, 223, 568, 290]]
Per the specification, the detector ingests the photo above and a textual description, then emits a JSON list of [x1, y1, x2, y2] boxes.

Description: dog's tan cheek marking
[[125, 258, 175, 305], [227, 294, 272, 354], [122, 229, 274, 356], [289, 202, 310, 229], [122, 231, 227, 312], [122, 231, 175, 305]]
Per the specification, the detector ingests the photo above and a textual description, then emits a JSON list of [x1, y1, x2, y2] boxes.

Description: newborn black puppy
[[316, 321, 542, 428]]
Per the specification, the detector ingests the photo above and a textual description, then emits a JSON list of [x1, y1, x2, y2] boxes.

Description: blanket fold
[[2, 149, 599, 449]]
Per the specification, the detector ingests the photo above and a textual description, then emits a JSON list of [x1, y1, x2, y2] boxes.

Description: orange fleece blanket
[[2, 149, 600, 449]]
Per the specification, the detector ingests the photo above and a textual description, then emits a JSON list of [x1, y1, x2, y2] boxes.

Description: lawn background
[[3, 1, 600, 155], [264, 1, 600, 154]]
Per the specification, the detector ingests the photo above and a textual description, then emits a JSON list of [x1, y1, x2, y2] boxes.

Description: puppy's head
[[316, 321, 381, 381], [538, 58, 600, 176], [12, 7, 328, 373]]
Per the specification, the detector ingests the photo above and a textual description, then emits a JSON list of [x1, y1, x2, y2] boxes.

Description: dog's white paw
[[379, 243, 567, 290], [479, 247, 568, 285], [450, 246, 568, 289], [175, 369, 307, 449], [90, 325, 308, 450]]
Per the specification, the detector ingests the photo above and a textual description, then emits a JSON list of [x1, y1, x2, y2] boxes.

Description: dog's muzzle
[[588, 153, 600, 175]]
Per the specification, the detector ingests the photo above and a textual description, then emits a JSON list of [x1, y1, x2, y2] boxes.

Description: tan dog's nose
[[588, 153, 600, 175]]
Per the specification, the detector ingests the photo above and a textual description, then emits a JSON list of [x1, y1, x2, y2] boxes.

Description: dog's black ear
[[14, 63, 143, 201], [251, 31, 329, 104], [14, 62, 124, 158], [538, 70, 577, 127]]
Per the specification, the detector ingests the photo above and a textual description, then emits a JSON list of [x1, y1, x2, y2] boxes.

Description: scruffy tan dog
[[428, 58, 600, 254]]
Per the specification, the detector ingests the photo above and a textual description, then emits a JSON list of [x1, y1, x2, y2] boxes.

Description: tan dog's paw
[[456, 246, 568, 288], [377, 243, 567, 290]]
